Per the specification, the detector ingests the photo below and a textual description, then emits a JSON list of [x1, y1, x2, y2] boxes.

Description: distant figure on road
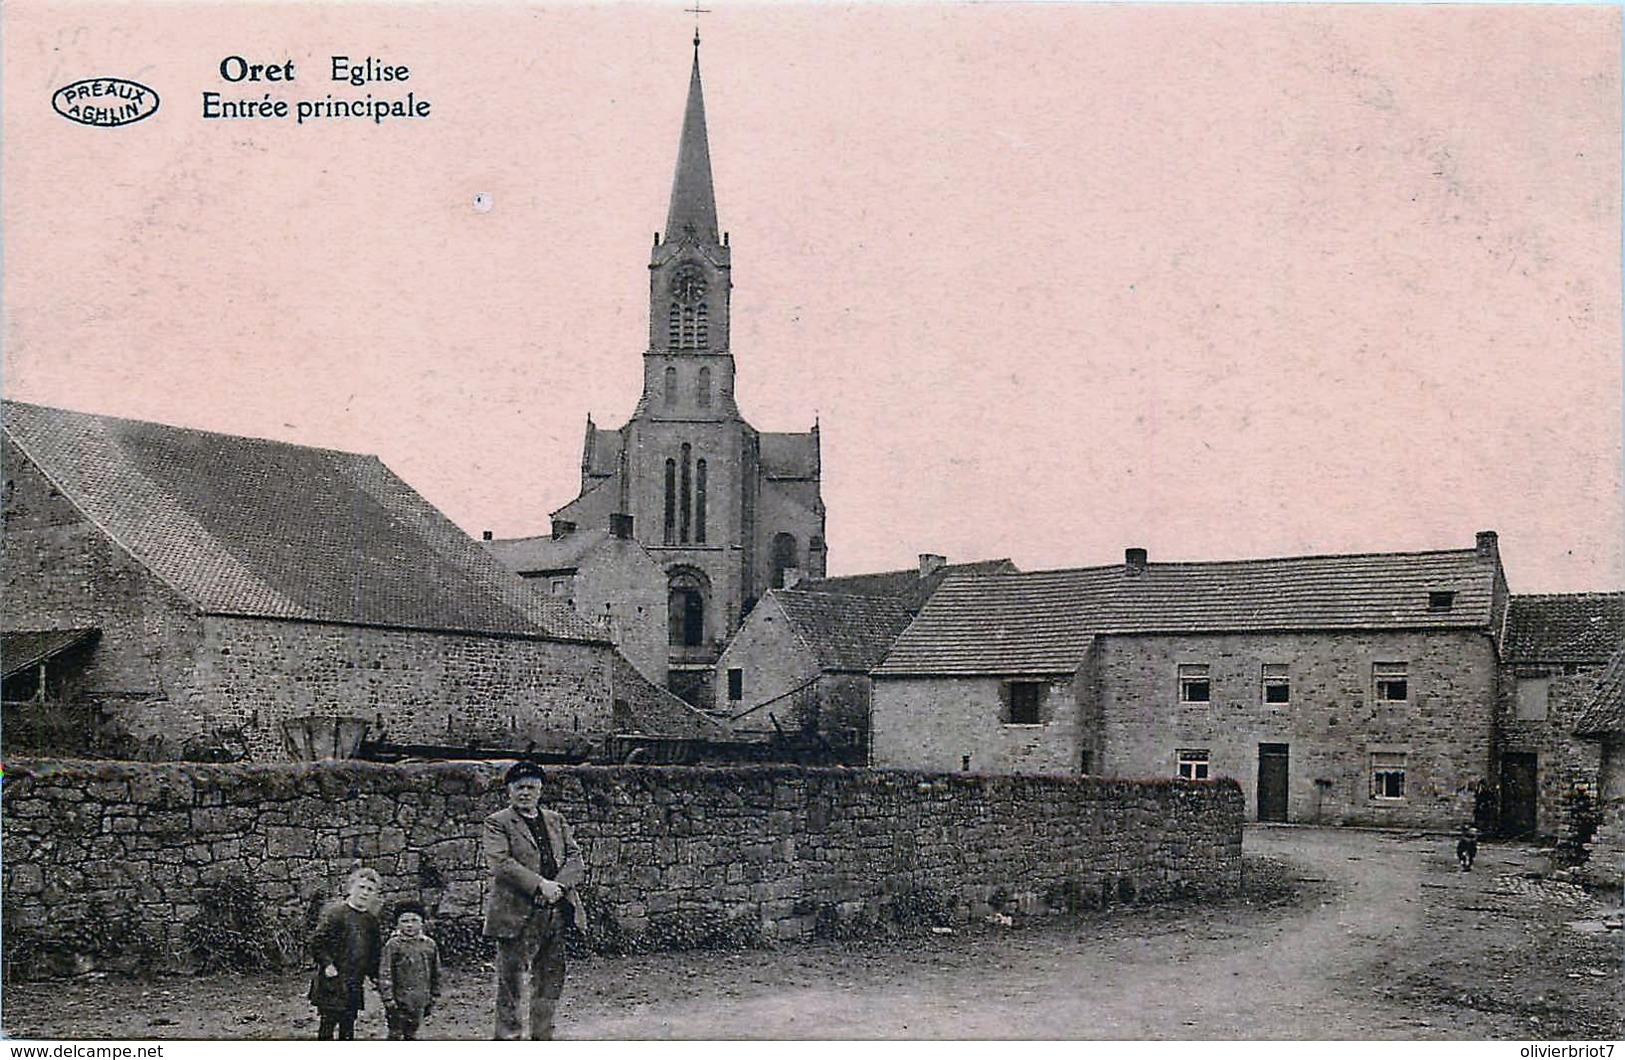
[[482, 760, 587, 1040], [1456, 825, 1479, 871]]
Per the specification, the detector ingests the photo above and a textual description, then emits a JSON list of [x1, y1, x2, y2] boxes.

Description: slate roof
[[798, 558, 1018, 613], [2, 629, 99, 681], [1501, 593, 1625, 664], [768, 590, 916, 673], [876, 548, 1502, 676], [583, 426, 622, 478], [1574, 646, 1625, 736], [485, 530, 613, 575], [759, 431, 818, 480], [3, 401, 606, 642]]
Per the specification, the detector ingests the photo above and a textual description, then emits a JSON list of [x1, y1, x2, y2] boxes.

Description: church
[[542, 38, 828, 705]]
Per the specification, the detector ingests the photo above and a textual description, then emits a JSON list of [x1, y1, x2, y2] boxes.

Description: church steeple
[[664, 38, 719, 245]]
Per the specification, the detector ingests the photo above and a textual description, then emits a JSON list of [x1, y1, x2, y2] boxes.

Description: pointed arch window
[[663, 365, 678, 407], [663, 459, 677, 544], [696, 366, 712, 408], [679, 443, 693, 544], [695, 459, 707, 543]]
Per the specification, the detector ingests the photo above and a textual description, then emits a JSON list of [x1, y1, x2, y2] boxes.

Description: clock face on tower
[[670, 264, 707, 305]]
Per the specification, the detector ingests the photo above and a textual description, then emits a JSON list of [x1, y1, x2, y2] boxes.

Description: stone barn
[[2, 400, 623, 761]]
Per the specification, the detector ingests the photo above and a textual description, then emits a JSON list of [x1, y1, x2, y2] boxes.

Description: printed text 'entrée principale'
[[201, 55, 431, 124]]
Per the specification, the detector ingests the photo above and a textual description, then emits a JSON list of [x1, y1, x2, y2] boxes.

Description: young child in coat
[[379, 901, 442, 1041], [308, 867, 384, 1040]]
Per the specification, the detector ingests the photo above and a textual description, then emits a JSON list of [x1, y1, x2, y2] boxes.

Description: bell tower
[[641, 34, 736, 423]]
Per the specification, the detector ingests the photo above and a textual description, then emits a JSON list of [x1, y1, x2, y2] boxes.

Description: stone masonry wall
[[871, 674, 1084, 776], [1, 759, 1243, 977], [1497, 665, 1609, 837]]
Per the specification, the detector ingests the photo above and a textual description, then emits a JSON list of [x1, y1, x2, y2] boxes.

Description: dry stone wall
[[1, 758, 1243, 977]]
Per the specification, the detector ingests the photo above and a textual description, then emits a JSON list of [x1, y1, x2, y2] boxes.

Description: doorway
[[1257, 743, 1289, 822], [1499, 752, 1538, 837]]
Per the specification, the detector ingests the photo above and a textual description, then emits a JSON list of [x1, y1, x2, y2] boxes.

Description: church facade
[[548, 42, 827, 704]]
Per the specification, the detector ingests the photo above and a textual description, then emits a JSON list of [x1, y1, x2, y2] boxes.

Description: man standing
[[482, 760, 587, 1040]]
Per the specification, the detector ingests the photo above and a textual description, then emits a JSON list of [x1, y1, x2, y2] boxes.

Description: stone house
[[483, 515, 668, 687], [1, 400, 626, 762], [872, 533, 1511, 829], [547, 46, 825, 708], [1574, 647, 1624, 886], [1496, 592, 1625, 837], [714, 589, 915, 761]]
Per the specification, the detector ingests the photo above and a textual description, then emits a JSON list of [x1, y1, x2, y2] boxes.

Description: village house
[[1573, 646, 1624, 886], [1495, 592, 1625, 837], [483, 515, 668, 687], [1, 400, 636, 762], [872, 533, 1511, 830], [714, 555, 1017, 759]]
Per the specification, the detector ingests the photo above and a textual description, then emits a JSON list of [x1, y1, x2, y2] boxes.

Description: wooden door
[[1257, 743, 1289, 822], [1499, 752, 1538, 836]]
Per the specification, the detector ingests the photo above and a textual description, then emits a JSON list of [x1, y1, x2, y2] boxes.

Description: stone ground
[[3, 825, 1620, 1040]]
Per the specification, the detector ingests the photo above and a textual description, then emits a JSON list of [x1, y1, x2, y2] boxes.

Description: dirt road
[[4, 826, 1619, 1040]]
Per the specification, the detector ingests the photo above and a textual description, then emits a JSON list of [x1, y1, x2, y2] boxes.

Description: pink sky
[[4, 2, 1620, 593]]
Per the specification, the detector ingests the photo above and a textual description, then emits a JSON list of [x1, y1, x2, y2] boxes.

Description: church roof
[[664, 45, 719, 244], [768, 589, 917, 673], [484, 530, 613, 575], [876, 546, 1503, 677], [584, 426, 623, 477], [1501, 593, 1625, 665], [759, 431, 818, 480], [4, 401, 607, 643], [799, 558, 1018, 613]]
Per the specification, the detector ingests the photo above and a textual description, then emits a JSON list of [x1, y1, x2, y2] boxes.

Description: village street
[[5, 825, 1619, 1041]]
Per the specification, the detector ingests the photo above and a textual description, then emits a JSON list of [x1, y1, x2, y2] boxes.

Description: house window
[[1177, 748, 1210, 780], [1428, 590, 1456, 612], [1516, 674, 1550, 721], [1370, 752, 1407, 799], [1374, 662, 1409, 702], [1178, 664, 1210, 703], [549, 579, 569, 597], [1262, 663, 1290, 704], [727, 668, 743, 702], [1004, 681, 1045, 725]]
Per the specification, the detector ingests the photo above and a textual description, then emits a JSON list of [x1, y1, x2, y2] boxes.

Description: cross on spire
[[687, 2, 710, 47]]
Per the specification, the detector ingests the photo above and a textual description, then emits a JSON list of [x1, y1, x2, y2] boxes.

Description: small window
[[1428, 590, 1456, 612], [1516, 675, 1550, 721], [1370, 752, 1407, 799], [1079, 749, 1094, 775], [1177, 748, 1210, 780], [727, 668, 743, 702], [1005, 681, 1044, 725], [550, 578, 569, 597], [1262, 663, 1291, 705], [1178, 664, 1210, 703], [1374, 662, 1408, 702]]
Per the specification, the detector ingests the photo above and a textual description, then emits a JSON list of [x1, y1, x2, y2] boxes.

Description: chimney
[[481, 530, 493, 541], [1125, 547, 1148, 575], [551, 518, 577, 541], [609, 513, 634, 540], [1475, 530, 1499, 562], [782, 567, 804, 589], [919, 554, 947, 578]]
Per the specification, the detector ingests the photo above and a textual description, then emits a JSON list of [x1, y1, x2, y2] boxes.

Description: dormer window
[[1428, 590, 1456, 612]]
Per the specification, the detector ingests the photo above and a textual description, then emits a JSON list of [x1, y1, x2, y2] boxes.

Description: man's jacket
[[481, 805, 587, 937]]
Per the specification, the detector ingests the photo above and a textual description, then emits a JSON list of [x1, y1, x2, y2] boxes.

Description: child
[[308, 867, 384, 1040], [379, 900, 442, 1041], [1456, 825, 1479, 872]]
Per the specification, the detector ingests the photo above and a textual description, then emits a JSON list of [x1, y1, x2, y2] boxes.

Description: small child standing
[[378, 901, 442, 1041], [308, 867, 384, 1040]]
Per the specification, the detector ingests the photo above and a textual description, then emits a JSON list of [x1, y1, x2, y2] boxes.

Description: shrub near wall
[[0, 759, 1243, 979]]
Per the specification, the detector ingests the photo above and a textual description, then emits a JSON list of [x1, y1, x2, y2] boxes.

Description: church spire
[[664, 38, 719, 245]]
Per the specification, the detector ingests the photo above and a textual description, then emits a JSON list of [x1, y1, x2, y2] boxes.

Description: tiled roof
[[1502, 593, 1625, 664], [876, 548, 1501, 676], [769, 590, 916, 672], [2, 629, 99, 681], [758, 431, 818, 479], [1574, 646, 1625, 736], [799, 559, 1018, 613], [485, 530, 612, 575], [4, 401, 606, 642], [612, 654, 733, 739]]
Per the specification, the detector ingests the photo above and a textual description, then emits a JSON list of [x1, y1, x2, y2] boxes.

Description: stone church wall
[[1, 759, 1243, 977]]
